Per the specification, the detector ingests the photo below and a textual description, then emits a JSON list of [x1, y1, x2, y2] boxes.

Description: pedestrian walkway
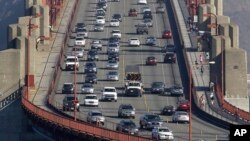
[[29, 0, 74, 111], [177, 0, 248, 124]]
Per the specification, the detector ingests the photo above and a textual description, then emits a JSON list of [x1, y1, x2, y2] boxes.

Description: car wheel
[[115, 100, 117, 102]]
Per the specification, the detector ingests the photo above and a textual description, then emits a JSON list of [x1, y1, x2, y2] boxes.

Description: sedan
[[96, 16, 105, 25], [177, 100, 190, 111], [83, 94, 99, 107], [151, 82, 165, 94], [110, 19, 120, 27], [108, 52, 119, 61], [85, 73, 97, 84], [128, 38, 140, 46], [84, 62, 97, 74], [162, 30, 172, 39], [106, 60, 119, 69], [162, 44, 176, 53], [161, 105, 175, 115], [172, 111, 189, 123], [91, 40, 102, 51], [112, 14, 122, 22], [94, 24, 104, 32], [156, 6, 165, 13], [81, 83, 94, 94], [143, 18, 153, 27], [116, 120, 139, 135], [146, 56, 157, 65], [71, 47, 84, 58], [138, 0, 147, 5], [87, 110, 105, 125], [152, 127, 174, 140], [145, 36, 156, 46], [106, 71, 119, 81], [170, 84, 184, 96], [128, 8, 138, 17], [87, 49, 99, 61]]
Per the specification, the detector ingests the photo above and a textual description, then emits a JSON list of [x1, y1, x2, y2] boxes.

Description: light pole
[[189, 66, 192, 141], [203, 13, 218, 35], [74, 50, 77, 121]]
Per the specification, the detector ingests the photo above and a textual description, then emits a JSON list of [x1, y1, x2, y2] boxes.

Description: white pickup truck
[[101, 87, 118, 102], [65, 56, 79, 71], [125, 81, 143, 92]]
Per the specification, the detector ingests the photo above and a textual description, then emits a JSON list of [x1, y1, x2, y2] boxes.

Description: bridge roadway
[[52, 0, 228, 140]]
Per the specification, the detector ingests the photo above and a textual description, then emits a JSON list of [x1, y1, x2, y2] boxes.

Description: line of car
[[61, 0, 189, 140]]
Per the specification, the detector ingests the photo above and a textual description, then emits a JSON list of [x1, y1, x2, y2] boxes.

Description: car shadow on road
[[123, 49, 161, 53]]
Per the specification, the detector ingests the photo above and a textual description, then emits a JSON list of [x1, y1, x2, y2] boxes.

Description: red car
[[146, 56, 157, 65], [177, 100, 190, 111], [128, 9, 138, 16], [162, 30, 172, 39]]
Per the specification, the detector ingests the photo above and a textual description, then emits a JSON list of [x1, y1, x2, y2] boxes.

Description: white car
[[141, 7, 151, 13], [172, 111, 189, 123], [101, 87, 118, 102], [81, 83, 94, 94], [83, 94, 99, 106], [111, 30, 121, 39], [65, 56, 79, 70], [152, 127, 174, 140], [106, 71, 119, 81], [110, 19, 120, 27], [138, 0, 147, 5], [106, 60, 119, 69], [96, 16, 105, 25], [75, 35, 86, 46], [71, 47, 84, 58], [129, 38, 140, 46], [87, 110, 105, 125]]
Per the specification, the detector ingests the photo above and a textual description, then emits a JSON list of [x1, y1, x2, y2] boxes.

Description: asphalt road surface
[[53, 0, 228, 140]]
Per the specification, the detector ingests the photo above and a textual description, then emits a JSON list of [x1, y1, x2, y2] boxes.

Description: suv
[[164, 52, 176, 63], [139, 114, 163, 129], [101, 87, 118, 102], [84, 62, 97, 74], [62, 83, 74, 94], [87, 110, 105, 125], [65, 56, 79, 71], [125, 88, 142, 97], [118, 104, 135, 118], [136, 26, 148, 34], [63, 96, 79, 111]]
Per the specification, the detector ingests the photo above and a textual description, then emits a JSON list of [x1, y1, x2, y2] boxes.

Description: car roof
[[64, 83, 73, 85], [66, 56, 78, 59], [104, 87, 116, 89], [86, 94, 97, 96]]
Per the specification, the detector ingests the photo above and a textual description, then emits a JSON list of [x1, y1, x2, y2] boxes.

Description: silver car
[[71, 47, 84, 58], [172, 111, 189, 123], [107, 43, 120, 54], [143, 18, 153, 27], [106, 71, 119, 81], [106, 60, 119, 69], [94, 24, 104, 32], [87, 110, 105, 125], [81, 83, 94, 94]]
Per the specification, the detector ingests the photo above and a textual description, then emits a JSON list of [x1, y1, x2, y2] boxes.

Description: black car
[[63, 96, 79, 111], [151, 82, 165, 94], [109, 37, 120, 45], [84, 62, 97, 74], [161, 105, 175, 115], [164, 52, 176, 63], [116, 120, 139, 135], [136, 26, 149, 34], [162, 44, 176, 53], [87, 49, 99, 61], [85, 73, 97, 84], [62, 83, 74, 94], [112, 14, 122, 22], [125, 88, 142, 97], [143, 12, 152, 20], [108, 52, 119, 61], [74, 22, 86, 32]]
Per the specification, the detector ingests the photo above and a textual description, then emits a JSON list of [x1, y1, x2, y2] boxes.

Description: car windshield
[[152, 82, 163, 87], [130, 39, 138, 41], [67, 58, 77, 62], [83, 84, 92, 87], [92, 112, 102, 116], [111, 19, 118, 22], [113, 14, 121, 18], [109, 71, 118, 75], [66, 96, 75, 101], [72, 48, 82, 51], [129, 82, 140, 86], [122, 105, 133, 110], [146, 115, 160, 120], [97, 17, 104, 19], [159, 128, 170, 132], [77, 28, 87, 32], [86, 96, 97, 99], [86, 63, 95, 67], [123, 121, 136, 126], [108, 60, 117, 63], [104, 88, 116, 92], [64, 84, 73, 88], [76, 37, 84, 40]]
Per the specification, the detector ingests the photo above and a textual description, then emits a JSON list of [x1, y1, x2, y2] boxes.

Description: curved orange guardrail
[[22, 87, 152, 141]]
